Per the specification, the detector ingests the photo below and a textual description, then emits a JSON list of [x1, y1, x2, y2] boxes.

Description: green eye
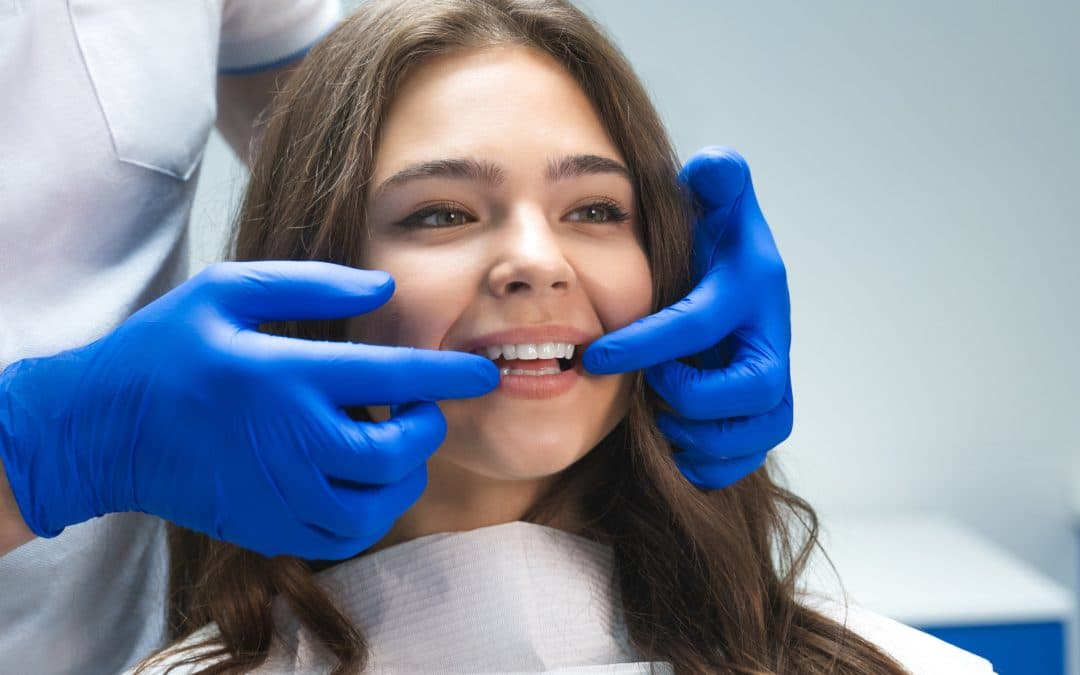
[[421, 209, 468, 227], [399, 203, 476, 229], [566, 201, 631, 223]]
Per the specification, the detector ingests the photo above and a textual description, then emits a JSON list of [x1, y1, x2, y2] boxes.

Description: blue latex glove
[[0, 261, 499, 559], [583, 147, 793, 489]]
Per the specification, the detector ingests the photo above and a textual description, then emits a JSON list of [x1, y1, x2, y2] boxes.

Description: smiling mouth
[[473, 341, 579, 375]]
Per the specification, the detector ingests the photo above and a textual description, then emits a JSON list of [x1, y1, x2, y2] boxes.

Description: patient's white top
[[0, 2, 339, 673], [136, 522, 995, 674]]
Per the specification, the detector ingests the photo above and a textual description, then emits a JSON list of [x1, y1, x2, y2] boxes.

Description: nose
[[486, 206, 574, 298]]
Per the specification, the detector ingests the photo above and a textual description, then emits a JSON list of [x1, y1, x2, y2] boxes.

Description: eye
[[565, 200, 631, 224], [397, 203, 477, 229]]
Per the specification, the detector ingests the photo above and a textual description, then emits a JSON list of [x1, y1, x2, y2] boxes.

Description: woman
[[137, 0, 993, 673]]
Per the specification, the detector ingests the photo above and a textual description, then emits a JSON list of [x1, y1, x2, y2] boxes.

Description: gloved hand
[[583, 147, 793, 489], [0, 261, 498, 559]]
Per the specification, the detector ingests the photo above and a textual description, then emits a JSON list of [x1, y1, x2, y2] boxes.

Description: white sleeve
[[218, 0, 342, 74]]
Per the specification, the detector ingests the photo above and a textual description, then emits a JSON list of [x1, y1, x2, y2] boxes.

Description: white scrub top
[[0, 1, 340, 673], [135, 522, 995, 674]]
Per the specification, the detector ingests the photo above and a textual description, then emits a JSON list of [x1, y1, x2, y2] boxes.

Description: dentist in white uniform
[[0, 2, 802, 673], [0, 2, 344, 672]]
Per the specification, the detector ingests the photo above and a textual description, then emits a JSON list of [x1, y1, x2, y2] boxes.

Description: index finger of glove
[[200, 261, 396, 326], [315, 402, 447, 485], [583, 272, 748, 374], [260, 335, 500, 404]]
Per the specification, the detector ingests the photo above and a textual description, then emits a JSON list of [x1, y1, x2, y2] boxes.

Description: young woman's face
[[349, 46, 652, 482]]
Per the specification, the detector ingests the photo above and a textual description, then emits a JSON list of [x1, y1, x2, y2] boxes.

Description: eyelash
[[566, 198, 631, 225], [396, 202, 475, 229], [395, 199, 631, 229]]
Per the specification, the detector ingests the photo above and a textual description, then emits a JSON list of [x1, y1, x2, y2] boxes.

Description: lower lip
[[497, 363, 579, 399]]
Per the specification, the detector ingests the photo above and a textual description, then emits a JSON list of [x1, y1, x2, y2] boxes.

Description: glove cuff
[[0, 356, 100, 538]]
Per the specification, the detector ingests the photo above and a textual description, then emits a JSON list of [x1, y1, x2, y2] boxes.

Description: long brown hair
[[146, 1, 909, 673]]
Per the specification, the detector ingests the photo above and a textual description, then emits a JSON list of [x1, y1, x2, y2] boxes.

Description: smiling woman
[[349, 45, 653, 512], [133, 1, 982, 674]]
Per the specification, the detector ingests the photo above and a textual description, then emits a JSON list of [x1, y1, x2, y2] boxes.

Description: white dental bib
[[280, 521, 664, 673], [149, 521, 669, 674], [139, 521, 993, 674]]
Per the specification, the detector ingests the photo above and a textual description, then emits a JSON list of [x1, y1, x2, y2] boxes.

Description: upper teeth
[[479, 342, 576, 360]]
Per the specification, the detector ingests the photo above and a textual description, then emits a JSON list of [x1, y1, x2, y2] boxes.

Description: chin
[[444, 424, 596, 481]]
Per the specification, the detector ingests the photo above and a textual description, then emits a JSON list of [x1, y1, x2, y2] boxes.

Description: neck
[[368, 454, 575, 554]]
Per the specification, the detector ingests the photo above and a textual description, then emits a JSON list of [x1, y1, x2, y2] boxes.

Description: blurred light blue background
[[189, 0, 1080, 597]]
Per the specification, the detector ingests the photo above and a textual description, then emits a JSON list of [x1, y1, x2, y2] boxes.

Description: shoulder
[[807, 596, 996, 675], [218, 0, 341, 74], [121, 624, 228, 675]]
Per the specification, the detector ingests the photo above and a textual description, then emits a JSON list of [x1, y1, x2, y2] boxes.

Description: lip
[[498, 366, 579, 399], [455, 324, 599, 400], [458, 325, 598, 354]]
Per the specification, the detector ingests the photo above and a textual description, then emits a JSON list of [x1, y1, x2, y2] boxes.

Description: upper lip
[[459, 325, 597, 354]]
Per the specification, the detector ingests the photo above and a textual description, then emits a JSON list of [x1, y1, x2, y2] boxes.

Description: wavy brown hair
[[143, 1, 909, 673]]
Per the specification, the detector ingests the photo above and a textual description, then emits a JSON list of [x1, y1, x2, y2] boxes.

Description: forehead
[[372, 45, 624, 185]]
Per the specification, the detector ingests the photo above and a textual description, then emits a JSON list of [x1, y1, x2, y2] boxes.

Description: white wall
[[190, 1, 1080, 590]]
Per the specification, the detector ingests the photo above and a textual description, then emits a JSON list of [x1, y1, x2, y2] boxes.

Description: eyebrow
[[373, 154, 630, 197], [374, 158, 505, 197], [546, 154, 631, 182]]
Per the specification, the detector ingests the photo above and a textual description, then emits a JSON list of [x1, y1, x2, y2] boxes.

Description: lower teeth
[[500, 366, 562, 376]]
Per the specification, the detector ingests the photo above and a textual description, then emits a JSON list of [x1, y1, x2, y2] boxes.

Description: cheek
[[348, 290, 446, 348], [347, 247, 468, 349], [348, 248, 471, 424], [584, 244, 650, 439], [574, 242, 651, 439], [580, 244, 654, 333]]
